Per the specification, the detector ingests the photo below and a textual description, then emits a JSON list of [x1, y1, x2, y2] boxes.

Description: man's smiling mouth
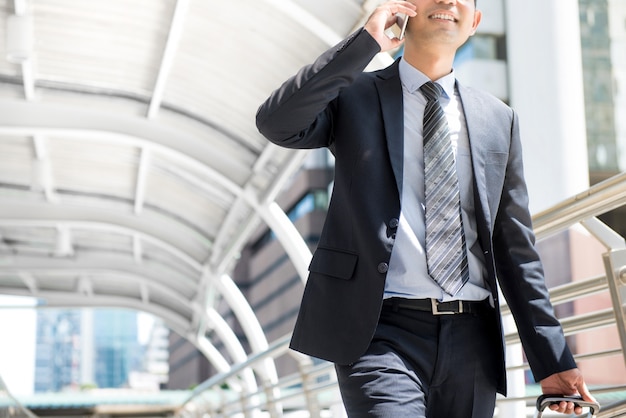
[[429, 13, 457, 22]]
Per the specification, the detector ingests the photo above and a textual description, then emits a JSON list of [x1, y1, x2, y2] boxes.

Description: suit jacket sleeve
[[255, 28, 381, 149], [493, 109, 577, 381]]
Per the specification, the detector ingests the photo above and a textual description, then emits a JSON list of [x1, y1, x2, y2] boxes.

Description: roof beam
[[9, 0, 35, 100], [31, 136, 57, 202], [208, 143, 309, 274], [134, 147, 150, 214], [147, 0, 191, 119], [1, 266, 199, 316], [0, 259, 198, 300], [18, 272, 37, 293], [133, 234, 143, 264], [20, 58, 35, 100], [258, 0, 342, 46], [54, 225, 74, 257], [77, 276, 93, 297], [0, 99, 244, 197], [207, 186, 258, 269], [0, 218, 202, 276], [0, 201, 210, 265], [209, 188, 312, 283], [208, 270, 278, 386], [0, 288, 190, 335], [204, 308, 258, 393]]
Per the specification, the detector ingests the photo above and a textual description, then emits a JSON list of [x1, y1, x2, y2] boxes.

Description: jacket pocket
[[486, 150, 508, 166], [309, 247, 358, 280]]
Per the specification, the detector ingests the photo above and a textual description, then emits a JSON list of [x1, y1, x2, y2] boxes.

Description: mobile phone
[[396, 13, 409, 40]]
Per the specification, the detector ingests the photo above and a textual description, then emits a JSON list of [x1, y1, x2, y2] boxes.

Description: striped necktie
[[421, 81, 469, 296]]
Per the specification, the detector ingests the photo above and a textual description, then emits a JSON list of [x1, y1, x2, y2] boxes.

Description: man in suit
[[256, 0, 595, 416]]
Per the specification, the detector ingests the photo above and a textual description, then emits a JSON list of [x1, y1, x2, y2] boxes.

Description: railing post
[[601, 248, 626, 367], [499, 314, 526, 418], [290, 352, 322, 417], [581, 217, 626, 368], [262, 378, 282, 418], [239, 389, 252, 418]]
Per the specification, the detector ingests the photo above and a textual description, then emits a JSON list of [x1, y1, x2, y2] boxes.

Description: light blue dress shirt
[[384, 57, 491, 303]]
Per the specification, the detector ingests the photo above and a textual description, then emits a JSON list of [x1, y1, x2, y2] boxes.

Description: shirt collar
[[399, 56, 456, 99]]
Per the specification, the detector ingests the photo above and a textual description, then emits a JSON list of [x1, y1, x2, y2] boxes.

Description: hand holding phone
[[396, 13, 409, 40]]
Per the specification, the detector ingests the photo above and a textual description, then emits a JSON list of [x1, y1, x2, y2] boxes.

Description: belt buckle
[[430, 299, 461, 315]]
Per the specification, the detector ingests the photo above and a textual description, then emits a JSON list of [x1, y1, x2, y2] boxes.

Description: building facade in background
[[34, 309, 81, 392], [92, 310, 141, 389], [34, 308, 166, 392]]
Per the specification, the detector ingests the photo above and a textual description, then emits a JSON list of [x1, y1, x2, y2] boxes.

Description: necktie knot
[[420, 81, 444, 102]]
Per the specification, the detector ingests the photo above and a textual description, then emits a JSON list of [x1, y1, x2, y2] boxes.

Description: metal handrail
[[505, 308, 616, 345], [597, 399, 626, 418], [178, 173, 626, 418], [532, 171, 626, 238], [183, 334, 292, 405], [0, 376, 39, 418], [500, 275, 608, 317]]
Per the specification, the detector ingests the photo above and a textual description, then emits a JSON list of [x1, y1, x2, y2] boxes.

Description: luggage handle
[[535, 394, 600, 418]]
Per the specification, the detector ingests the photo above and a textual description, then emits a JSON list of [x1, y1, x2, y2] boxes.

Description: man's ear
[[470, 10, 482, 35]]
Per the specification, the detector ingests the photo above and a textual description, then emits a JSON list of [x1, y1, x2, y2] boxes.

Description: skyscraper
[[35, 308, 143, 391], [34, 309, 81, 392], [93, 309, 140, 388]]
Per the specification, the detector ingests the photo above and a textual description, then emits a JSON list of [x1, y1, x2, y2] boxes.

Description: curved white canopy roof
[[0, 0, 396, 386]]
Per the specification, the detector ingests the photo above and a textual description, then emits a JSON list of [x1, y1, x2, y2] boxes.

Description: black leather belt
[[383, 297, 491, 315]]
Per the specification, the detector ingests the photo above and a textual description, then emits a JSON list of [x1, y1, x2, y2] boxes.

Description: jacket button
[[377, 262, 389, 273], [389, 218, 399, 228]]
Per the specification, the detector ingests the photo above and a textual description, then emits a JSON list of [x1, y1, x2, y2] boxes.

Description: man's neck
[[402, 45, 455, 81]]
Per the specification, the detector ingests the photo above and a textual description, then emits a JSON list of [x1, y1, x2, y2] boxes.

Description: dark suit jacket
[[256, 28, 576, 395]]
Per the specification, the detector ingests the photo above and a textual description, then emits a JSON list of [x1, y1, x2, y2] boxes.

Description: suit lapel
[[457, 83, 492, 235], [374, 60, 404, 196], [457, 83, 499, 297]]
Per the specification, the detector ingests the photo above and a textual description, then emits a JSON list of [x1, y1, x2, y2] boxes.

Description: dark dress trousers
[[256, 28, 577, 395]]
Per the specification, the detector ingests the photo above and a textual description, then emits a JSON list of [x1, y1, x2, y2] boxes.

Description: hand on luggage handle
[[535, 394, 600, 417]]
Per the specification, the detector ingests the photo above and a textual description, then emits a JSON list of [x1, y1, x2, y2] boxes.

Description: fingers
[[364, 1, 417, 52], [366, 1, 416, 32], [372, 1, 417, 17], [548, 400, 577, 414], [578, 381, 597, 403], [388, 1, 417, 16], [545, 385, 597, 415]]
